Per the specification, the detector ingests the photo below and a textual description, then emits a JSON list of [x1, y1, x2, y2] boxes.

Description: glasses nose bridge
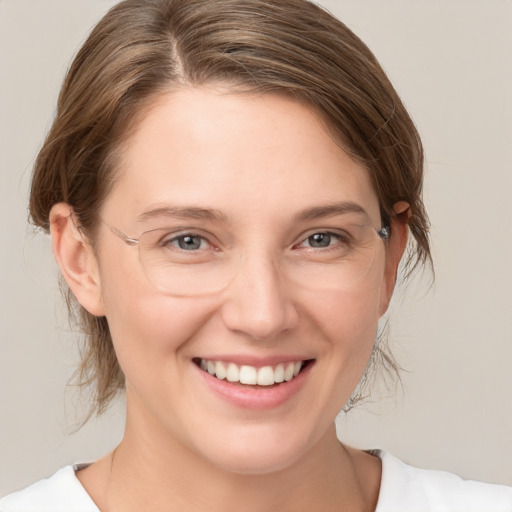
[[220, 245, 299, 339], [225, 244, 302, 311], [231, 245, 284, 288]]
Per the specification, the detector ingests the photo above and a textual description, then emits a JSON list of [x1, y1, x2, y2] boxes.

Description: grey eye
[[307, 233, 333, 248], [173, 234, 205, 251]]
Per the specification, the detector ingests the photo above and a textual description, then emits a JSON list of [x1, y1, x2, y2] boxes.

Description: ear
[[49, 203, 105, 316], [379, 201, 410, 316]]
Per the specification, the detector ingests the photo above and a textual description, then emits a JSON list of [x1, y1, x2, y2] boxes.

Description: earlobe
[[49, 203, 105, 316], [378, 202, 410, 316]]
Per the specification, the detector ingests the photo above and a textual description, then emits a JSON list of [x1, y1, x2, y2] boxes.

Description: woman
[[1, 0, 510, 510]]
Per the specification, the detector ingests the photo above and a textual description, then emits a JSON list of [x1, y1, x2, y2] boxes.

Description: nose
[[220, 252, 299, 340]]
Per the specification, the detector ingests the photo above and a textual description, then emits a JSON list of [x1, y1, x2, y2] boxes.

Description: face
[[90, 87, 397, 474]]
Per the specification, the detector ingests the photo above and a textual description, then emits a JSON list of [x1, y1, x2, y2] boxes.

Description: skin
[[50, 87, 408, 511]]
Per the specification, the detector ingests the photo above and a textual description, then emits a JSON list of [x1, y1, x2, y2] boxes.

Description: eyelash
[[295, 231, 347, 251], [160, 230, 349, 253], [162, 233, 213, 252]]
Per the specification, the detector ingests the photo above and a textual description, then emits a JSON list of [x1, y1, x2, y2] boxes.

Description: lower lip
[[195, 362, 313, 410]]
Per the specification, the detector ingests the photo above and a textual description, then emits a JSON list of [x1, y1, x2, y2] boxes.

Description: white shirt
[[1, 451, 511, 511]]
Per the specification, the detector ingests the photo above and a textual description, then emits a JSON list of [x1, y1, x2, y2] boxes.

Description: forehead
[[103, 87, 380, 226]]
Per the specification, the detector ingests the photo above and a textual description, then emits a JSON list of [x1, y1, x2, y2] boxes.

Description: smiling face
[[85, 87, 399, 474]]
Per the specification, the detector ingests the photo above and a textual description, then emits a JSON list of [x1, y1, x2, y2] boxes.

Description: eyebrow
[[136, 201, 369, 224], [293, 201, 370, 222], [137, 205, 227, 223]]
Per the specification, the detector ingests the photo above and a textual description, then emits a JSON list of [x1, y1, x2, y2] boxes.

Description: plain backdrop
[[1, 0, 511, 496]]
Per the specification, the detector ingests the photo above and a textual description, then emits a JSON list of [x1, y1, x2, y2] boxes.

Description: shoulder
[[0, 465, 98, 512], [375, 450, 512, 512]]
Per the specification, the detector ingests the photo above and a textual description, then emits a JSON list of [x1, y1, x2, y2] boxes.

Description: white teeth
[[274, 363, 285, 383], [257, 366, 274, 386], [240, 365, 257, 385], [226, 363, 239, 382], [198, 359, 305, 386], [207, 361, 216, 375], [284, 362, 295, 382], [215, 361, 227, 380]]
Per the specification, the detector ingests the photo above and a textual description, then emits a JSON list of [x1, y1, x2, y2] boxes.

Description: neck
[[79, 402, 380, 512]]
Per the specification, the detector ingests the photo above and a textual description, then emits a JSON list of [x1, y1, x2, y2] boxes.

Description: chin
[[191, 423, 321, 476], [206, 445, 306, 476]]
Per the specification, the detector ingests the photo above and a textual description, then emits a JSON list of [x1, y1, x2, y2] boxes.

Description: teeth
[[274, 363, 285, 383], [207, 360, 216, 375], [198, 359, 305, 386], [226, 363, 239, 383], [240, 365, 257, 385], [215, 361, 227, 380], [257, 366, 274, 386], [284, 362, 294, 382]]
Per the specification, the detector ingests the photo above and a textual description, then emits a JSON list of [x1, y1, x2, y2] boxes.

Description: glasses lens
[[137, 224, 384, 297], [286, 223, 382, 293]]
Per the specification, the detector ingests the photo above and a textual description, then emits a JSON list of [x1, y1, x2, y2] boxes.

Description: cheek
[[290, 275, 385, 427], [314, 262, 385, 341], [325, 288, 381, 375], [308, 261, 386, 382], [97, 252, 215, 379]]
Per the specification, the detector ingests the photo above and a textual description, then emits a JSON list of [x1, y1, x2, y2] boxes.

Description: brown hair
[[29, 0, 431, 420]]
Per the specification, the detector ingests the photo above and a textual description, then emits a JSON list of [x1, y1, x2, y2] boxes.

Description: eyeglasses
[[102, 220, 390, 297]]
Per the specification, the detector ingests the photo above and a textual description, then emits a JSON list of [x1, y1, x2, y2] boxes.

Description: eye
[[299, 232, 343, 249], [166, 233, 210, 251]]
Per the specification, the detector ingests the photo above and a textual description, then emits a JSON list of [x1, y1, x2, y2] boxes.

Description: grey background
[[1, 0, 511, 496]]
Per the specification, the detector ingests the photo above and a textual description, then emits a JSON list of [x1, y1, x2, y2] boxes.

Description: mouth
[[193, 358, 314, 387]]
